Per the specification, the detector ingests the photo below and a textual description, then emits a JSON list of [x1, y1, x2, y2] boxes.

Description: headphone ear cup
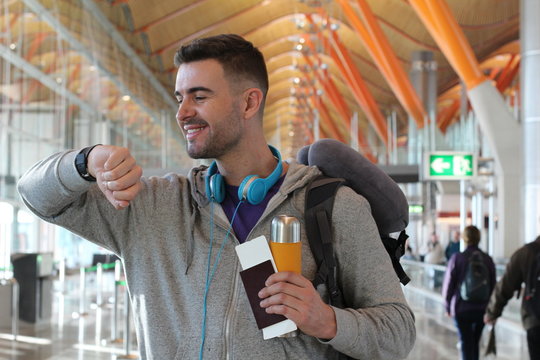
[[246, 178, 266, 205], [238, 175, 266, 205], [210, 173, 225, 203]]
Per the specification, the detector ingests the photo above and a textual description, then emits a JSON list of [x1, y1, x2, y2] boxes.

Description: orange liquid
[[269, 242, 302, 274]]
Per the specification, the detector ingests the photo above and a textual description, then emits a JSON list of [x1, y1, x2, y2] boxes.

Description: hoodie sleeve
[[442, 253, 458, 314], [17, 150, 138, 255], [486, 249, 524, 319], [320, 186, 416, 360]]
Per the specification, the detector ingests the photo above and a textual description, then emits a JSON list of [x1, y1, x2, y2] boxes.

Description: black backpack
[[304, 176, 410, 308], [298, 139, 411, 309], [460, 251, 491, 303], [524, 243, 540, 319]]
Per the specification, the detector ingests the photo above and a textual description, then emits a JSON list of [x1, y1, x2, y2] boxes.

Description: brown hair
[[462, 225, 481, 246], [174, 34, 269, 98]]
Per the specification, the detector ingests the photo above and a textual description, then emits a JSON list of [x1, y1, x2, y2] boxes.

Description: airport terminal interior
[[0, 0, 538, 359]]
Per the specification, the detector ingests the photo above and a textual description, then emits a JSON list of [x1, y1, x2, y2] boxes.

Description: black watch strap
[[75, 144, 101, 182]]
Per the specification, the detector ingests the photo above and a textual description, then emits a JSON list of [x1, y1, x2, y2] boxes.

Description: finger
[[103, 147, 130, 171], [110, 181, 143, 202], [101, 186, 127, 210], [259, 280, 310, 305], [265, 272, 310, 287], [260, 290, 304, 312], [264, 302, 302, 320], [104, 166, 143, 191], [97, 172, 139, 210], [102, 156, 137, 181]]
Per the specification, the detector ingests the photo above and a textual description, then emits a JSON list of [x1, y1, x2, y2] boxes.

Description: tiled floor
[[0, 273, 530, 360], [404, 286, 529, 360]]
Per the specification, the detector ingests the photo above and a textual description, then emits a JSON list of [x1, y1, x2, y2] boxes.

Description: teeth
[[186, 128, 203, 134]]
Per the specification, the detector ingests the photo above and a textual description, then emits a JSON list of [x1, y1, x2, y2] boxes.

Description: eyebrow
[[174, 86, 214, 97]]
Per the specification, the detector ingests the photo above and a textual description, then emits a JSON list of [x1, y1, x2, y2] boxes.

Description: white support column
[[522, 0, 540, 242], [468, 81, 522, 258]]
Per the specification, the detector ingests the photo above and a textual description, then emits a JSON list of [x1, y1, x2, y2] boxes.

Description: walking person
[[484, 235, 540, 360], [442, 225, 496, 360]]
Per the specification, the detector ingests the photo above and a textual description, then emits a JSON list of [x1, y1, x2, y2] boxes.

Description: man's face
[[174, 59, 243, 159]]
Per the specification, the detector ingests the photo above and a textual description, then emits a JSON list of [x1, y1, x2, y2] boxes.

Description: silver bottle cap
[[271, 215, 300, 243]]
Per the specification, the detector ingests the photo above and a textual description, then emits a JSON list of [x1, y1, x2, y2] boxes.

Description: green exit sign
[[424, 152, 476, 180]]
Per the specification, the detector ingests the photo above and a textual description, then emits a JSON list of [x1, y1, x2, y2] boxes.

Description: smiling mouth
[[184, 124, 207, 140], [186, 128, 203, 134]]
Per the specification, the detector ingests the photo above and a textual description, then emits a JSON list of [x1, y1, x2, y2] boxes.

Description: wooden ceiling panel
[[2, 0, 520, 160]]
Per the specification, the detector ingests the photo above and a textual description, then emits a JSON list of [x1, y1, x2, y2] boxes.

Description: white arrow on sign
[[431, 157, 451, 173]]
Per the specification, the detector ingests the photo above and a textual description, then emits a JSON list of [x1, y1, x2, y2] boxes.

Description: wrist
[[75, 144, 101, 181], [320, 305, 337, 340]]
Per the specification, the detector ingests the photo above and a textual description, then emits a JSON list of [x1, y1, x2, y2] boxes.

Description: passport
[[239, 260, 287, 329]]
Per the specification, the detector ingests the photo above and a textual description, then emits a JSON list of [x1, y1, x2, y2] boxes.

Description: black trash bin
[[11, 253, 54, 323]]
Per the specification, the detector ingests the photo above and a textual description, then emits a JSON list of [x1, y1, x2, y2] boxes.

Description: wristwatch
[[75, 144, 101, 182]]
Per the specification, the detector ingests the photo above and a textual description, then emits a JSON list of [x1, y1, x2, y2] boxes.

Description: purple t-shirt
[[221, 176, 285, 243]]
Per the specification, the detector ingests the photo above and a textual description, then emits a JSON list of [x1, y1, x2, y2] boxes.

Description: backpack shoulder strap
[[304, 175, 344, 307], [381, 231, 411, 285]]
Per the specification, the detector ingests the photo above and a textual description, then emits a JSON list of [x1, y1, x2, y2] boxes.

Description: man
[[484, 235, 540, 360], [442, 225, 496, 360], [424, 232, 444, 265], [17, 34, 415, 359], [445, 231, 461, 262]]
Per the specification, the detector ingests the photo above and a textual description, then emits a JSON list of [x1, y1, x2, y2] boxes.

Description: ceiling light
[[89, 65, 97, 72], [122, 95, 131, 101], [9, 43, 16, 50]]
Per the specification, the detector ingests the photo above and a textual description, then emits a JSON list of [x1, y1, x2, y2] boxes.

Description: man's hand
[[87, 145, 143, 210], [258, 272, 337, 340]]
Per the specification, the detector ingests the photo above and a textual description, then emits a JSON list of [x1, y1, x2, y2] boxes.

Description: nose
[[176, 100, 196, 124]]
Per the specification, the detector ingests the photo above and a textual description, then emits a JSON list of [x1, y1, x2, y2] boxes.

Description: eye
[[176, 97, 183, 104], [194, 96, 206, 102]]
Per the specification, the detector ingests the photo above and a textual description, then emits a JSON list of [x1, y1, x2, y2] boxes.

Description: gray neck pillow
[[297, 139, 409, 235]]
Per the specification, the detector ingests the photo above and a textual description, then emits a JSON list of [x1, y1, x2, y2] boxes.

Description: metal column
[[522, 0, 540, 242]]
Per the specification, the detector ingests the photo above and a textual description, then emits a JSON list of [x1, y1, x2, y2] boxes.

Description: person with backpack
[[484, 235, 540, 360], [17, 34, 415, 359], [442, 225, 496, 360]]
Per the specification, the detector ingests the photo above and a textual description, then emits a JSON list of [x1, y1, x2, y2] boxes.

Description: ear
[[242, 88, 264, 119]]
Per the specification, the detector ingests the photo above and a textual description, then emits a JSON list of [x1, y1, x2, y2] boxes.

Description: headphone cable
[[199, 200, 243, 360]]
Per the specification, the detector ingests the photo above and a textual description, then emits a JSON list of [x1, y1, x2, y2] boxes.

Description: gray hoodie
[[17, 150, 415, 360]]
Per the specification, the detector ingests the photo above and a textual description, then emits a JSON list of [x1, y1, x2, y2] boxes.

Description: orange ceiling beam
[[437, 99, 460, 133], [302, 51, 351, 121], [302, 74, 345, 142], [325, 30, 390, 147], [297, 97, 316, 143], [301, 44, 376, 157], [496, 56, 520, 93], [305, 12, 389, 148], [302, 73, 377, 162], [308, 96, 333, 138], [336, 0, 427, 128], [25, 33, 50, 61], [408, 0, 486, 91]]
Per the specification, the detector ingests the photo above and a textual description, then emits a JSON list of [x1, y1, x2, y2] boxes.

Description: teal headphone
[[205, 145, 283, 205]]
